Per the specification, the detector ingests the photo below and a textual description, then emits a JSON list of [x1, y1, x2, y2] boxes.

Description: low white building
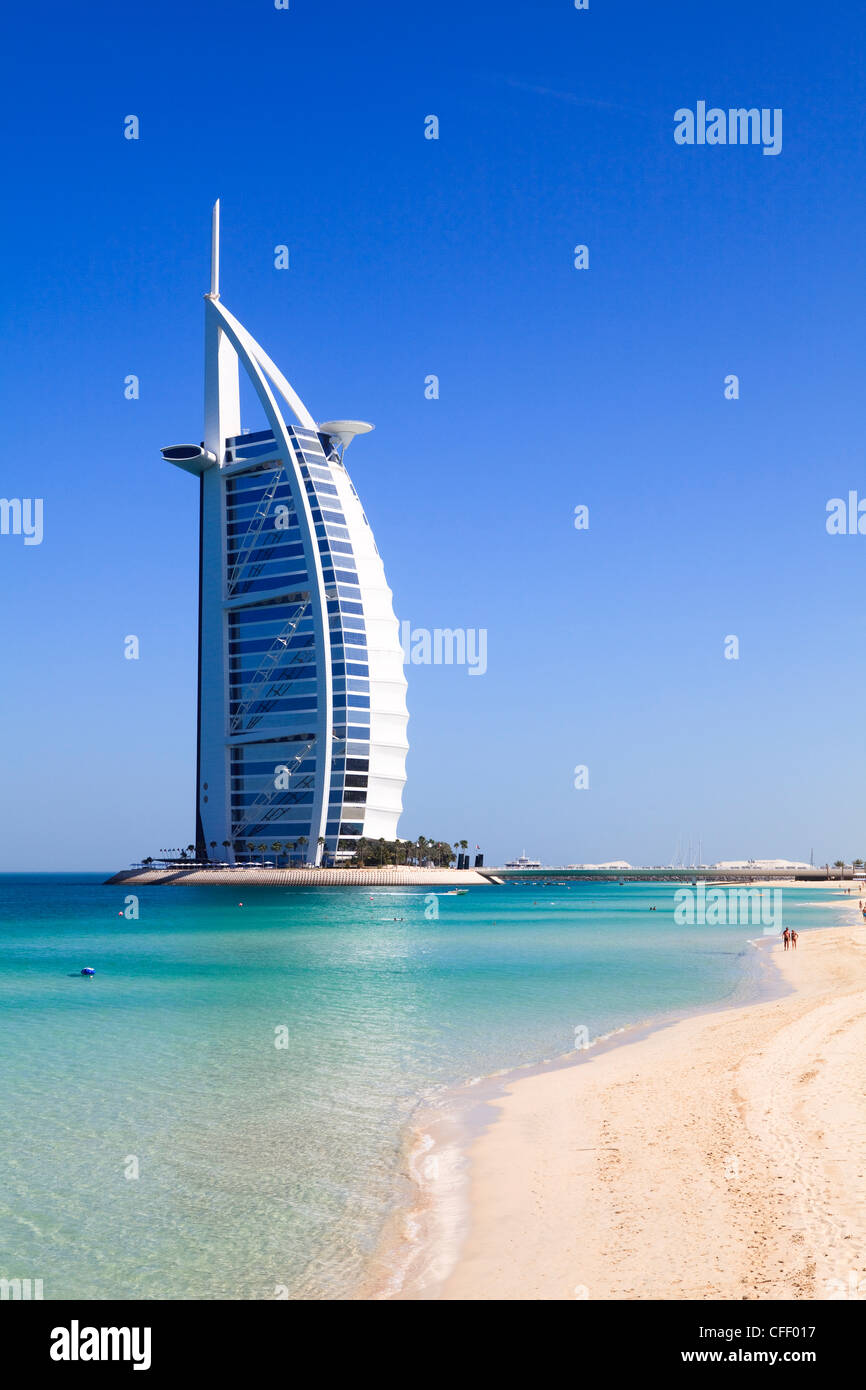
[[712, 859, 813, 871], [567, 860, 633, 870]]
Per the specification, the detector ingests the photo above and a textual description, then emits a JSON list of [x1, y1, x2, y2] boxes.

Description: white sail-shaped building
[[163, 204, 408, 865]]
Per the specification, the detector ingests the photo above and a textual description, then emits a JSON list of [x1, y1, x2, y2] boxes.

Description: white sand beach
[[401, 904, 866, 1300]]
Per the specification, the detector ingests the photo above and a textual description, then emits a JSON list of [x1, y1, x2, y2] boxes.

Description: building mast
[[210, 199, 220, 300]]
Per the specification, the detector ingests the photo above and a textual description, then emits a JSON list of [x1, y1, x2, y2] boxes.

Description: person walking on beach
[[782, 928, 790, 950], [790, 929, 798, 950]]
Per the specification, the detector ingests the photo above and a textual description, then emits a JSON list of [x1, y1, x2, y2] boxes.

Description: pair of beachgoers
[[782, 928, 798, 950]]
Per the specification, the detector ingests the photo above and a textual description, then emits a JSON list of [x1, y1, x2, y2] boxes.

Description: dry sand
[[434, 916, 866, 1300]]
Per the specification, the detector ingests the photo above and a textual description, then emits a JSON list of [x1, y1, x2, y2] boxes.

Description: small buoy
[[238, 902, 244, 907], [80, 967, 95, 977]]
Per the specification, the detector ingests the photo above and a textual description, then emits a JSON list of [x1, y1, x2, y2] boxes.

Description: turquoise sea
[[0, 875, 851, 1299]]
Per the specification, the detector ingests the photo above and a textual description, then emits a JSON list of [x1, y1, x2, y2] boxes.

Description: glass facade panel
[[220, 426, 375, 861]]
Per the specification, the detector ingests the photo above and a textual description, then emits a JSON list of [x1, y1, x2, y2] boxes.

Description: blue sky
[[1, 0, 864, 869]]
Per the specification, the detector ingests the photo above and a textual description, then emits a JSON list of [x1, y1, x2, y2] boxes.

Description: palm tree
[[833, 859, 846, 879], [222, 840, 232, 863], [209, 841, 217, 862], [296, 835, 309, 865], [317, 836, 327, 866]]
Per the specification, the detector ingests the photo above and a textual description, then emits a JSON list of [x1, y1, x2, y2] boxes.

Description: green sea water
[[0, 874, 851, 1299]]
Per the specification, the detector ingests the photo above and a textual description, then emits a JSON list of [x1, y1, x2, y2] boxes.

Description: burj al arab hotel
[[162, 203, 409, 865]]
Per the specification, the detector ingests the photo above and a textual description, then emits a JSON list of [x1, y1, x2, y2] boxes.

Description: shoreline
[[369, 887, 866, 1300], [363, 924, 783, 1301], [105, 866, 491, 888], [360, 1013, 715, 1301]]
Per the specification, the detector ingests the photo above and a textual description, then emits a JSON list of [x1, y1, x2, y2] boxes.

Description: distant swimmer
[[790, 929, 798, 950], [782, 928, 790, 950]]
